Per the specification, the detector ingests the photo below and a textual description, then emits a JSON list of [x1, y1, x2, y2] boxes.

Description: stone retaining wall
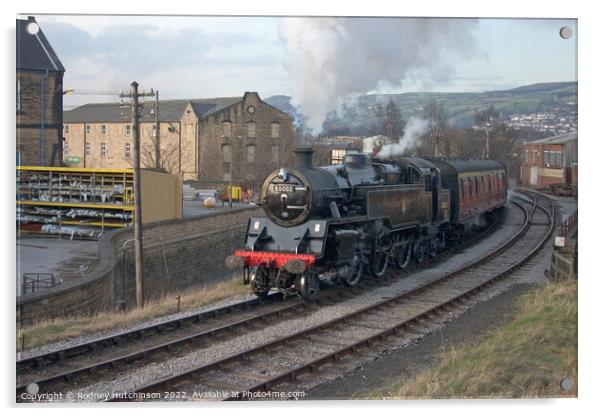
[[17, 207, 261, 325]]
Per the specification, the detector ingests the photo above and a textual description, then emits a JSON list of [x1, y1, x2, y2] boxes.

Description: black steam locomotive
[[227, 147, 507, 300]]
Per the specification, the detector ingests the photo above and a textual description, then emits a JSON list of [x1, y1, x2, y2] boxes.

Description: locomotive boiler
[[226, 147, 507, 300]]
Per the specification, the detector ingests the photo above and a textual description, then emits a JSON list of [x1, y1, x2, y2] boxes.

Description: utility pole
[[484, 124, 490, 159], [155, 91, 160, 169], [120, 82, 155, 309]]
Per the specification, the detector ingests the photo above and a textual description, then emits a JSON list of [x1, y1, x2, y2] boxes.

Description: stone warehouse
[[17, 16, 65, 166], [63, 92, 298, 186]]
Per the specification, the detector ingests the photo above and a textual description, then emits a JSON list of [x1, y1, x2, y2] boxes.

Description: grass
[[17, 277, 249, 352], [363, 279, 578, 399]]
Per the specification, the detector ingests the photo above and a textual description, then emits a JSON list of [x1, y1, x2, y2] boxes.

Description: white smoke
[[377, 117, 429, 158], [278, 17, 478, 134]]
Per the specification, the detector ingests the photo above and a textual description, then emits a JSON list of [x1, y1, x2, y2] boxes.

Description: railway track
[[101, 191, 554, 402], [16, 201, 511, 402]]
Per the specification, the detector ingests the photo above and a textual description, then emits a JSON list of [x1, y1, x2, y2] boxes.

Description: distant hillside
[[265, 82, 577, 135]]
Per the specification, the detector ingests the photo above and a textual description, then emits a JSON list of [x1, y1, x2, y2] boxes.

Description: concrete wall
[[17, 206, 262, 325], [140, 170, 183, 223]]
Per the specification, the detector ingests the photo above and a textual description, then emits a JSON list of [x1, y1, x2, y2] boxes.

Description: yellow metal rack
[[17, 166, 136, 238]]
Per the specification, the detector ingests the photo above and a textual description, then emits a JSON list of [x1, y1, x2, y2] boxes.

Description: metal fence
[[21, 273, 59, 295], [560, 210, 578, 238]]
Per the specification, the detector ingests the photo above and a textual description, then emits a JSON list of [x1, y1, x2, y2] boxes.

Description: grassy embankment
[[367, 279, 578, 399], [17, 277, 249, 352]]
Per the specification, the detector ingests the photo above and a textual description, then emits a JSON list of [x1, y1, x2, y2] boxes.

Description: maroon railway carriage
[[428, 159, 507, 229]]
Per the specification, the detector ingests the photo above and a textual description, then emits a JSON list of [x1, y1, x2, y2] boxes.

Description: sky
[[24, 15, 577, 111]]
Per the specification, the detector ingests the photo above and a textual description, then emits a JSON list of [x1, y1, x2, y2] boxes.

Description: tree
[[374, 98, 405, 141], [423, 100, 448, 157], [474, 104, 501, 126]]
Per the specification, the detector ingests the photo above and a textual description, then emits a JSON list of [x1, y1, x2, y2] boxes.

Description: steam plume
[[377, 117, 429, 158], [279, 17, 478, 133]]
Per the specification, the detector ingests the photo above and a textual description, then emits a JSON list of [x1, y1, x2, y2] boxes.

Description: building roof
[[527, 132, 577, 145], [64, 97, 243, 123], [17, 17, 65, 72]]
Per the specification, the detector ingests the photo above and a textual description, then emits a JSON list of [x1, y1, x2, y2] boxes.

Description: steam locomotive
[[226, 147, 507, 300]]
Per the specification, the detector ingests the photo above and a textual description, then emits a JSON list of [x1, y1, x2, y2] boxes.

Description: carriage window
[[496, 173, 500, 190], [424, 175, 432, 192], [460, 179, 465, 200]]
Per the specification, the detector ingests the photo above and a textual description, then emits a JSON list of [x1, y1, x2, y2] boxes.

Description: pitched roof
[[16, 17, 65, 72], [528, 132, 577, 145], [64, 97, 242, 123]]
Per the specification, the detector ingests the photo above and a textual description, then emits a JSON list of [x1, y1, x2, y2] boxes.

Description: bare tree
[[374, 98, 405, 141], [423, 100, 448, 157]]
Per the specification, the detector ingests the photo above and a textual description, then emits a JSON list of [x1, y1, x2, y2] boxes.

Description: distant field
[[365, 279, 578, 399]]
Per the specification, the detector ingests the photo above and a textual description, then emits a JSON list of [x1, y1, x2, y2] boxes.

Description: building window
[[125, 142, 131, 159], [247, 122, 256, 139], [271, 145, 279, 164], [331, 148, 347, 165], [270, 122, 280, 139], [101, 124, 107, 135], [64, 125, 70, 135], [85, 142, 90, 156], [100, 142, 107, 158], [125, 124, 131, 136], [63, 140, 70, 155], [222, 144, 231, 163], [246, 145, 256, 163], [16, 79, 21, 112], [152, 124, 157, 138], [85, 124, 91, 135], [222, 121, 232, 138]]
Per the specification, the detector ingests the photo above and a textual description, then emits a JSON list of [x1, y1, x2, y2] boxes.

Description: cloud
[[278, 17, 480, 133], [38, 19, 288, 106]]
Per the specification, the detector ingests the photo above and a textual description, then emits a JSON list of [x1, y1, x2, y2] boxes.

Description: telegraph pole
[[120, 82, 155, 309], [155, 90, 160, 169]]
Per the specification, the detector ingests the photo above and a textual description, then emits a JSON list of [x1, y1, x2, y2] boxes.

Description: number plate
[[274, 184, 294, 193]]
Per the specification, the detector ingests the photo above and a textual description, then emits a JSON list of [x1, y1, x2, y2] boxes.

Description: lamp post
[[121, 238, 135, 310]]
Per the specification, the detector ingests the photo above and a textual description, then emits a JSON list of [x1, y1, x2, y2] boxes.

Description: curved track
[[17, 205, 504, 401], [105, 191, 554, 402]]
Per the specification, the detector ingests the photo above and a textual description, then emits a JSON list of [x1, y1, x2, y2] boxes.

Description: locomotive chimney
[[294, 146, 315, 169]]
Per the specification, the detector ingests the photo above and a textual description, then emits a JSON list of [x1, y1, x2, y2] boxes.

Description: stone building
[[312, 136, 364, 166], [16, 16, 65, 166], [63, 92, 297, 187]]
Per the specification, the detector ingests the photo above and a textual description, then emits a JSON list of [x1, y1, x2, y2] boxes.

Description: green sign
[[64, 156, 81, 163]]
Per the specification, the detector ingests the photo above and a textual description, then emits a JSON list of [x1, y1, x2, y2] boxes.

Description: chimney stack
[[294, 146, 314, 169]]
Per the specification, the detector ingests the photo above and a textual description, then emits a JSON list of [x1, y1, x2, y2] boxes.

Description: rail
[[108, 194, 552, 402]]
